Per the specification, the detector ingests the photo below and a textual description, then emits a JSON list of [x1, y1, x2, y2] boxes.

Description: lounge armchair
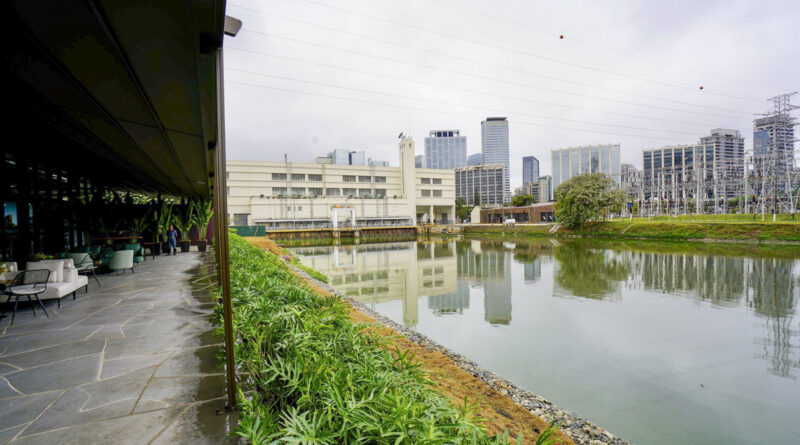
[[25, 258, 89, 308], [109, 250, 135, 274], [124, 243, 144, 264], [100, 246, 115, 267], [68, 253, 100, 287]]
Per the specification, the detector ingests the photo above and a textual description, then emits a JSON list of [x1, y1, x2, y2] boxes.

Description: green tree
[[511, 194, 535, 207], [455, 198, 473, 222], [554, 173, 627, 229]]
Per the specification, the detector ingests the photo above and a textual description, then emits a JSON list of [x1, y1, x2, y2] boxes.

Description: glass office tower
[[551, 144, 621, 189], [424, 130, 467, 169], [481, 117, 510, 202]]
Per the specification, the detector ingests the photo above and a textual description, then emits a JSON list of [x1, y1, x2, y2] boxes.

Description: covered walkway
[[0, 253, 235, 444]]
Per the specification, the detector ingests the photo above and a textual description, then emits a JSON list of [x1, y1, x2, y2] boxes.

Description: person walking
[[167, 225, 178, 255]]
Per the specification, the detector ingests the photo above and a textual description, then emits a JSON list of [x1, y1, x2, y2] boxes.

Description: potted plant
[[172, 200, 195, 253], [191, 199, 213, 252], [128, 215, 149, 243], [154, 201, 173, 255]]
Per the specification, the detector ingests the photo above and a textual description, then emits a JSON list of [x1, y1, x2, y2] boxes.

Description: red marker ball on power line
[[559, 35, 564, 39], [699, 86, 704, 90]]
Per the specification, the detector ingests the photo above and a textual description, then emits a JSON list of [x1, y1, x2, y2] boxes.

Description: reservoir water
[[294, 237, 800, 445]]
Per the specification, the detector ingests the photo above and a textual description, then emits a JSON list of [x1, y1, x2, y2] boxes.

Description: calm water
[[294, 238, 800, 445]]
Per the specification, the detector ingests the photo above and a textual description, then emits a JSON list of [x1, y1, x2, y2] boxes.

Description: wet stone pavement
[[0, 252, 236, 444]]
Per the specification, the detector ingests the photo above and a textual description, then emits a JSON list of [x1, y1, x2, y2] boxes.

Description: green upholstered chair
[[109, 250, 134, 274], [89, 246, 102, 257], [72, 246, 89, 254], [124, 244, 144, 264], [100, 246, 116, 267]]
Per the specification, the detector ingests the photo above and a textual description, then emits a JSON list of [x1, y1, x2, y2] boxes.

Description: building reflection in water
[[296, 239, 800, 378]]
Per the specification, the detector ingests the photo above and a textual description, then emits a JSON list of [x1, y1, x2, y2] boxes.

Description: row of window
[[271, 187, 388, 198], [420, 190, 443, 197], [420, 178, 443, 185], [269, 173, 388, 183], [342, 175, 386, 183]]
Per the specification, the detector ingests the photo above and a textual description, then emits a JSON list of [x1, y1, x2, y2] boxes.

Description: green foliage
[[223, 233, 526, 444], [456, 198, 474, 222], [191, 199, 214, 241], [128, 215, 149, 239], [511, 194, 535, 207], [171, 200, 196, 241], [554, 173, 627, 229], [154, 201, 174, 242]]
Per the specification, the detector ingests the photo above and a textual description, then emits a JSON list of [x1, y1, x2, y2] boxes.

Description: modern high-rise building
[[700, 128, 745, 197], [551, 144, 621, 189], [754, 114, 795, 176], [481, 117, 510, 202], [424, 130, 467, 169], [467, 153, 483, 166], [455, 164, 505, 206], [522, 156, 540, 185], [414, 155, 425, 168], [642, 144, 716, 210], [538, 175, 553, 202]]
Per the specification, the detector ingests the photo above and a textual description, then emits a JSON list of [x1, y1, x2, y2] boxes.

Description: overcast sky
[[222, 0, 798, 188]]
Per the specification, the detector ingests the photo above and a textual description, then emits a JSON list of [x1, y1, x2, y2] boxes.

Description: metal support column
[[213, 46, 237, 411]]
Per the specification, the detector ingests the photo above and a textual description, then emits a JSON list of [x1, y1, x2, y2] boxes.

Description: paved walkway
[[0, 252, 235, 444]]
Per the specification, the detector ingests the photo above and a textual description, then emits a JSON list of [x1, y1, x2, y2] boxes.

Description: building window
[[358, 188, 372, 197], [374, 176, 386, 183], [358, 175, 372, 182], [298, 206, 302, 211], [272, 187, 287, 196], [226, 172, 229, 179], [233, 214, 249, 225], [309, 187, 323, 196], [421, 178, 431, 184], [421, 190, 431, 197], [308, 174, 323, 181], [326, 188, 340, 196], [343, 175, 356, 182], [375, 188, 387, 197], [432, 178, 442, 185], [433, 190, 442, 197], [272, 173, 287, 180], [343, 188, 356, 196], [226, 186, 230, 195], [291, 187, 305, 196], [287, 206, 292, 212], [291, 173, 305, 181]]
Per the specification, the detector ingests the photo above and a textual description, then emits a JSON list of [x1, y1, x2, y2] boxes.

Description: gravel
[[289, 263, 632, 445]]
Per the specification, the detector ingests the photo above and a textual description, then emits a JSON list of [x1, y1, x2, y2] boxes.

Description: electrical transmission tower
[[747, 92, 799, 219]]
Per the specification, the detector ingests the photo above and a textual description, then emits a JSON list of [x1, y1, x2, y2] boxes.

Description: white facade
[[227, 137, 456, 228]]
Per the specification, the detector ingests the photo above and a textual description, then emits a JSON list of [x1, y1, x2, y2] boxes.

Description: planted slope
[[224, 233, 536, 443]]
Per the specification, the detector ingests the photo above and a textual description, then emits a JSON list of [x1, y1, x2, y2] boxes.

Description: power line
[[226, 46, 728, 128], [224, 79, 698, 142], [234, 30, 754, 122], [228, 67, 705, 137], [291, 0, 765, 102], [229, 4, 757, 116], [428, 0, 780, 91]]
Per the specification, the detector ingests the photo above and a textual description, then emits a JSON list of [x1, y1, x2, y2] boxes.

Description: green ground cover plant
[[221, 233, 559, 444]]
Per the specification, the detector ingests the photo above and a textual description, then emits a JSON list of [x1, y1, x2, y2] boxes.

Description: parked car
[[503, 218, 516, 226]]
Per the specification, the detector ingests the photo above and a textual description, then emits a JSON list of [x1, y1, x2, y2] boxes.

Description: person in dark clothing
[[167, 225, 178, 255]]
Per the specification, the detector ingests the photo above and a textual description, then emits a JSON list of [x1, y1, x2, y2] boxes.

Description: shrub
[[222, 233, 529, 443]]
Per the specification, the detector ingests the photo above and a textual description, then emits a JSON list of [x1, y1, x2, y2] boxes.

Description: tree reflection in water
[[553, 243, 631, 299]]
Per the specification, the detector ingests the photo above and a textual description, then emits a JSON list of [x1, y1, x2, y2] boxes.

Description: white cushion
[[25, 261, 62, 283], [62, 258, 75, 270], [1, 262, 17, 273], [63, 268, 78, 284], [39, 282, 73, 300]]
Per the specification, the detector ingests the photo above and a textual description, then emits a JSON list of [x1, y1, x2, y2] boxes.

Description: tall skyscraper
[[700, 129, 745, 197], [415, 155, 425, 168], [455, 164, 505, 206], [754, 114, 795, 176], [522, 156, 539, 185], [424, 130, 467, 169], [551, 144, 621, 189], [481, 117, 510, 202], [467, 153, 483, 166]]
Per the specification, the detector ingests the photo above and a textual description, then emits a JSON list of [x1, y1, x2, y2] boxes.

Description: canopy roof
[[2, 0, 228, 198]]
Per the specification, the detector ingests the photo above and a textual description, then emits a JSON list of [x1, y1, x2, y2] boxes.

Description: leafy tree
[[554, 173, 626, 229], [511, 194, 535, 207], [455, 198, 473, 222]]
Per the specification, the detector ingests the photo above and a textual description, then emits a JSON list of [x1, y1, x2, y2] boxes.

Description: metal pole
[[213, 46, 237, 411]]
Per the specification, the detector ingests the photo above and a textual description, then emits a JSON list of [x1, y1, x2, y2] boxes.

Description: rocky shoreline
[[289, 264, 632, 445]]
